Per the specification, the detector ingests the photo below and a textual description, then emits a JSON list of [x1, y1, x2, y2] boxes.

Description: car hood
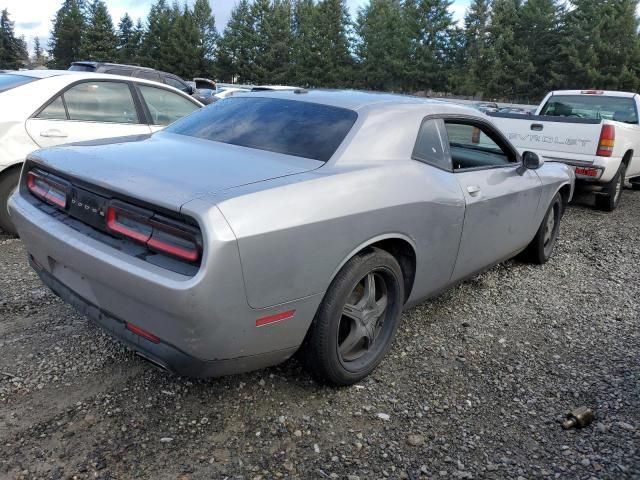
[[31, 132, 323, 211]]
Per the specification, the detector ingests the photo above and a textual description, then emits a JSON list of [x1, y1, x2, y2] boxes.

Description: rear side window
[[165, 77, 188, 92], [38, 96, 67, 120], [540, 95, 639, 124], [167, 97, 358, 162], [138, 85, 200, 126], [413, 119, 450, 170], [68, 64, 96, 72], [0, 74, 36, 93], [64, 81, 139, 124], [136, 71, 162, 82], [105, 68, 133, 76]]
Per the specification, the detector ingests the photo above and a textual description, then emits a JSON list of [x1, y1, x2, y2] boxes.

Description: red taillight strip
[[26, 170, 69, 208], [126, 322, 161, 344], [147, 237, 200, 262], [105, 207, 152, 244], [256, 310, 296, 327]]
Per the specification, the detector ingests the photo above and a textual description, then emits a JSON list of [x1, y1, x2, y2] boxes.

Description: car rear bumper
[[8, 191, 322, 376]]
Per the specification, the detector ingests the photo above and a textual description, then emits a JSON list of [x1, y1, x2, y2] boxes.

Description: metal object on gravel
[[562, 406, 595, 429]]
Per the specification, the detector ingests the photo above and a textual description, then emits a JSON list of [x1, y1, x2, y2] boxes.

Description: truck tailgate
[[489, 113, 603, 158]]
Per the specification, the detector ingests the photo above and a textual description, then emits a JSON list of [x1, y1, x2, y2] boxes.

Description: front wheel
[[521, 192, 563, 265], [301, 247, 404, 386], [0, 169, 20, 236]]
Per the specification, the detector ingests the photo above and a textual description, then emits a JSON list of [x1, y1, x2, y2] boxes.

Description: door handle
[[40, 129, 68, 138], [467, 185, 481, 196], [530, 123, 543, 131]]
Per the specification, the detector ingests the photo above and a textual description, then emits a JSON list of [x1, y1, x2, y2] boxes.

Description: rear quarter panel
[[213, 161, 466, 309]]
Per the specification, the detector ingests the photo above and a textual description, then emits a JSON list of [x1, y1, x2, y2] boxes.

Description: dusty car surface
[[8, 91, 575, 385]]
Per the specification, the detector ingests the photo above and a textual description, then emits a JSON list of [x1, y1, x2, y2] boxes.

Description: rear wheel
[[631, 179, 640, 191], [0, 168, 20, 236], [522, 192, 563, 265], [595, 162, 625, 211], [301, 248, 404, 386]]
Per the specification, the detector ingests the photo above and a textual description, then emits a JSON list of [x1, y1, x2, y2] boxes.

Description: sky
[[3, 0, 471, 53]]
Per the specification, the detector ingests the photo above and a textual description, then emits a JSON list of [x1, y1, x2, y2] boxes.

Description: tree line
[[1, 0, 639, 103]]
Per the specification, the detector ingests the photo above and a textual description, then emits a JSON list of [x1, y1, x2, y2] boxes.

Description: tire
[[0, 168, 20, 236], [595, 162, 626, 212], [631, 179, 640, 191], [521, 192, 563, 265], [301, 247, 405, 386]]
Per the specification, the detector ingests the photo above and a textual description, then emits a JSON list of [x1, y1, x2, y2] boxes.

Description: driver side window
[[444, 121, 516, 171]]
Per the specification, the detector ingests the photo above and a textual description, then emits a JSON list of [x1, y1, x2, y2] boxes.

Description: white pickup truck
[[489, 90, 640, 211]]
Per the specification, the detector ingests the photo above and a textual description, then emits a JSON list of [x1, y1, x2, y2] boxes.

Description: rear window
[[166, 97, 358, 162], [68, 64, 96, 72], [540, 95, 639, 124], [0, 74, 36, 93]]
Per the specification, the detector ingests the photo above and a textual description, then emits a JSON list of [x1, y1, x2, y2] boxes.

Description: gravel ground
[[0, 190, 638, 480]]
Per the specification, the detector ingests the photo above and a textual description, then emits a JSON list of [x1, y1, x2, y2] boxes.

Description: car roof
[[239, 89, 456, 111], [1, 69, 76, 79]]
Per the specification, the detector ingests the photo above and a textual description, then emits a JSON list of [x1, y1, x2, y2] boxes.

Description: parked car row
[[6, 88, 575, 385]]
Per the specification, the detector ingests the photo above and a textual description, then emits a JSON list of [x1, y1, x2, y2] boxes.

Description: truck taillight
[[106, 201, 201, 263], [26, 169, 71, 209], [596, 125, 615, 157]]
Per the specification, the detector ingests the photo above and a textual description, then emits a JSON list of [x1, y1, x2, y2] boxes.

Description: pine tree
[[49, 0, 86, 68], [33, 36, 46, 65], [192, 0, 219, 77], [355, 0, 409, 91], [140, 0, 173, 70], [0, 9, 27, 69], [403, 0, 456, 93], [461, 0, 492, 97], [314, 0, 354, 87], [555, 0, 640, 91], [486, 0, 534, 101], [517, 0, 563, 98], [166, 3, 200, 78], [117, 13, 137, 64], [290, 0, 320, 86], [83, 0, 117, 61], [216, 0, 258, 83], [252, 0, 293, 84]]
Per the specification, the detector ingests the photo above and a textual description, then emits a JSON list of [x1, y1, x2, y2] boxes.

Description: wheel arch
[[0, 162, 24, 182], [558, 182, 572, 210], [622, 149, 633, 169], [328, 234, 418, 303]]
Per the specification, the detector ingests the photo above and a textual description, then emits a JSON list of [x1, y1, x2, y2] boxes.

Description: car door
[[445, 119, 543, 282], [135, 83, 201, 132], [25, 80, 151, 149]]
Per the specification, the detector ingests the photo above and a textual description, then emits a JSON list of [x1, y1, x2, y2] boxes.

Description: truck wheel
[[301, 247, 404, 386], [0, 169, 20, 236], [595, 163, 626, 211], [521, 192, 563, 265]]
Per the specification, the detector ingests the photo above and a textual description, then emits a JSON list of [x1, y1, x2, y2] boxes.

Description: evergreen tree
[[0, 9, 27, 69], [83, 0, 117, 61], [216, 0, 258, 83], [460, 0, 492, 96], [355, 0, 409, 91], [313, 0, 354, 87], [49, 0, 86, 68], [193, 0, 219, 77], [290, 0, 321, 86], [252, 0, 293, 84], [555, 0, 640, 91], [33, 36, 46, 65], [517, 0, 563, 98], [486, 0, 534, 101], [403, 0, 456, 93], [140, 0, 173, 70], [166, 3, 200, 78], [117, 13, 137, 64]]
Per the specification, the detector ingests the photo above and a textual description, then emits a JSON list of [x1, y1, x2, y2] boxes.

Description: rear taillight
[[106, 201, 201, 263], [596, 125, 615, 157], [26, 170, 71, 209]]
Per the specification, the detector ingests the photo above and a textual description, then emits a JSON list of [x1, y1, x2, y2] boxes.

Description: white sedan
[[0, 70, 202, 234]]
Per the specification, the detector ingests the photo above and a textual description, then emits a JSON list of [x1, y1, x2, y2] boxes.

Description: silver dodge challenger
[[8, 91, 575, 385]]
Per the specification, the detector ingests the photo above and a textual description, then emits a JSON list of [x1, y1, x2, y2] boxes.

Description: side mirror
[[523, 151, 543, 170]]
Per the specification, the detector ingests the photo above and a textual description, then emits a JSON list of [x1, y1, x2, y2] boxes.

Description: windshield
[[166, 97, 358, 162], [0, 74, 37, 93], [540, 95, 638, 124]]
